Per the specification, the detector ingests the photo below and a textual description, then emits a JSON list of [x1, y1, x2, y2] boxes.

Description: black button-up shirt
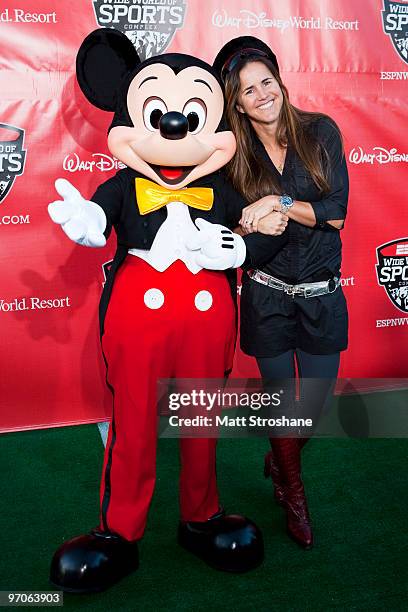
[[253, 117, 349, 283]]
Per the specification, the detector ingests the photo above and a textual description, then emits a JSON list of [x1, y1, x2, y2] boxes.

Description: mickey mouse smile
[[149, 164, 197, 185]]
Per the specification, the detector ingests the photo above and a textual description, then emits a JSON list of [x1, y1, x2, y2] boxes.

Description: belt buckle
[[285, 284, 296, 296], [328, 278, 337, 293]]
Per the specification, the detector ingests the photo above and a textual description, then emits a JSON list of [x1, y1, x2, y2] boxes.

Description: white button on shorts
[[144, 288, 165, 309], [194, 290, 213, 312]]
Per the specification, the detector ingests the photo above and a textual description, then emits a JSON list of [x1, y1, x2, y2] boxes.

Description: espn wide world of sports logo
[[376, 238, 408, 314]]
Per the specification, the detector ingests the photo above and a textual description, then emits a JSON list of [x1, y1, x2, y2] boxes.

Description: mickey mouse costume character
[[48, 29, 287, 594]]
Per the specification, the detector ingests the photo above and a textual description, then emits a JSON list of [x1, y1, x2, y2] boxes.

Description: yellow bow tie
[[135, 177, 214, 215]]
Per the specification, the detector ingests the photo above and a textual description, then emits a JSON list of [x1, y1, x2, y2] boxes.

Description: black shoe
[[178, 511, 264, 573], [49, 529, 139, 593]]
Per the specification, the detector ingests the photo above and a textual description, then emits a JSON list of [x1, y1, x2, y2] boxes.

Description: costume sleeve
[[217, 171, 288, 268], [91, 172, 124, 239], [309, 119, 349, 229], [241, 232, 288, 269], [217, 171, 248, 229]]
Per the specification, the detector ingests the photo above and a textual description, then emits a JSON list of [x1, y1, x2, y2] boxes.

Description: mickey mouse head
[[77, 29, 236, 190]]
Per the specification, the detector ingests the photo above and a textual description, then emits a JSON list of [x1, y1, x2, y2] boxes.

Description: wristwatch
[[279, 194, 294, 214]]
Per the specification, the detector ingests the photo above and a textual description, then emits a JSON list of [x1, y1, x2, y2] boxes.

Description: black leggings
[[257, 349, 340, 380], [257, 350, 340, 437]]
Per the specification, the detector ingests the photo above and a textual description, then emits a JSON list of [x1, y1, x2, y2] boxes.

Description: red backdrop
[[1, 0, 407, 432]]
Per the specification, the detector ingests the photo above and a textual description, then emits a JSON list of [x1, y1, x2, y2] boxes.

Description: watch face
[[281, 195, 293, 207]]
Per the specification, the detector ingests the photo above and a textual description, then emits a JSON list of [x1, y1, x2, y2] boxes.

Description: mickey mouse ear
[[76, 28, 140, 112], [213, 36, 279, 82]]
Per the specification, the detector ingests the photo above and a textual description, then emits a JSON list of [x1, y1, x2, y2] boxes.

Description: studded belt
[[247, 269, 340, 298]]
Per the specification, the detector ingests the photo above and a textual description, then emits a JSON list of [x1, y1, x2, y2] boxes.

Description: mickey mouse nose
[[159, 112, 189, 140]]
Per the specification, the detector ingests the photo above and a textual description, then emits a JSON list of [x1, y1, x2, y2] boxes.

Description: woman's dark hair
[[225, 56, 342, 202]]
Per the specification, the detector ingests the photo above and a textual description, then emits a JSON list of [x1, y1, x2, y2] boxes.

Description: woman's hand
[[239, 195, 281, 231], [254, 211, 288, 236], [240, 196, 320, 231]]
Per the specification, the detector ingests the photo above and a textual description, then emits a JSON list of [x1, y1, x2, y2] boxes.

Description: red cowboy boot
[[297, 437, 309, 450], [264, 435, 311, 506], [270, 438, 313, 549], [264, 450, 285, 505]]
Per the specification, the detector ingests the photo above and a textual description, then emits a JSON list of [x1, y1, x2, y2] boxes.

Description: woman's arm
[[240, 196, 344, 231], [239, 195, 315, 230], [240, 119, 349, 233], [281, 201, 345, 229]]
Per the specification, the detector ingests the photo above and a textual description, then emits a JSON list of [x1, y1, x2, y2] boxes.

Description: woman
[[214, 37, 349, 549]]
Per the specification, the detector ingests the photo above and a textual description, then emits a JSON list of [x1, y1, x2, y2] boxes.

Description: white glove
[[48, 178, 107, 247], [186, 218, 246, 270]]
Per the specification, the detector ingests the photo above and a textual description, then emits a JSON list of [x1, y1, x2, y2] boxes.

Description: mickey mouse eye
[[143, 97, 168, 131], [182, 99, 207, 134]]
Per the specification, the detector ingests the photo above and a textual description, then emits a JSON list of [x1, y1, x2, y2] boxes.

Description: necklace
[[276, 146, 287, 174], [265, 143, 287, 174]]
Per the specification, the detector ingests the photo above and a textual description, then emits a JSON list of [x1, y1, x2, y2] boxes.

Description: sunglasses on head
[[221, 48, 272, 81]]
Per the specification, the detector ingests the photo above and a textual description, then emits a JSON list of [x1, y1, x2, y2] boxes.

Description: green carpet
[[1, 395, 408, 611]]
